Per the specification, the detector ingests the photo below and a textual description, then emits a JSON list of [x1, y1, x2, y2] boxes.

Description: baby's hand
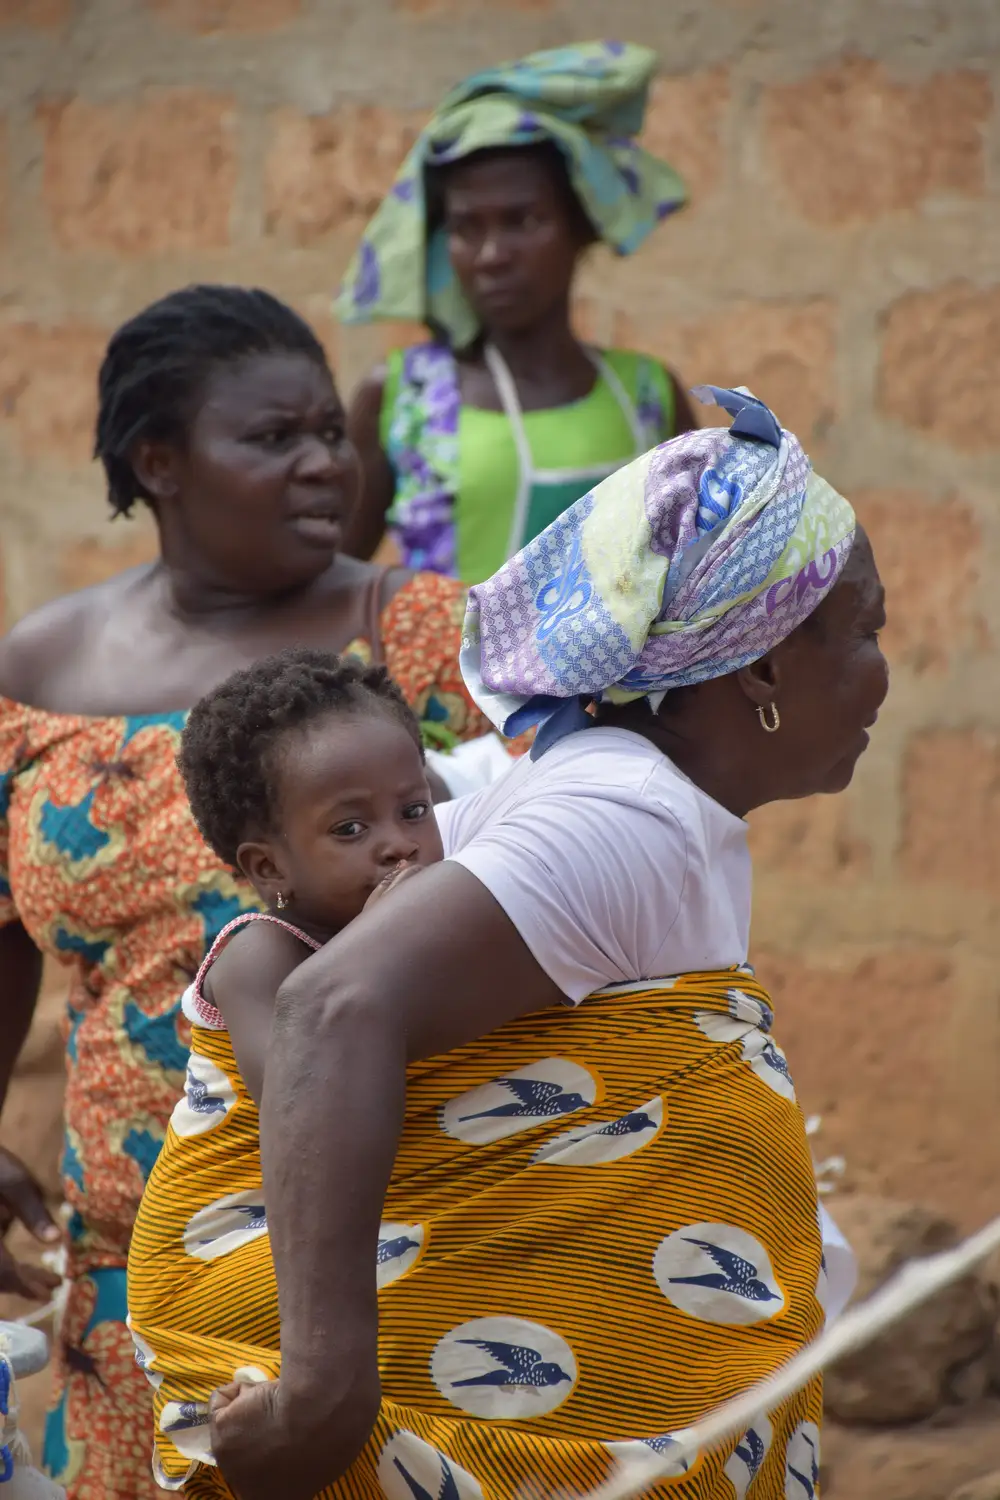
[[363, 861, 424, 912]]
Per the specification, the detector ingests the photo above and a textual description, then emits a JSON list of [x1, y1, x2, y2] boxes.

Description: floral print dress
[[0, 573, 489, 1500]]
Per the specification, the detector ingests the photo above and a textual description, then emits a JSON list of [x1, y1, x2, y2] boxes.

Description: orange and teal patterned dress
[[128, 923, 829, 1498], [0, 573, 491, 1500]]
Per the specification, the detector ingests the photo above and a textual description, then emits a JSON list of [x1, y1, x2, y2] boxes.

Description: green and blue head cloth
[[458, 387, 858, 755], [336, 40, 687, 349]]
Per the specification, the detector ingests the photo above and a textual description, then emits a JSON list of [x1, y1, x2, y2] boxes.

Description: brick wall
[[1, 0, 999, 1223]]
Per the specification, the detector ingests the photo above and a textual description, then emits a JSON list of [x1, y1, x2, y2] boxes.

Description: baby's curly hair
[[179, 648, 423, 868]]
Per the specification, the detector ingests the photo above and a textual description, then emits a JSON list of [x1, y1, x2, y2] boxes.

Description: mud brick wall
[[1, 0, 999, 1225]]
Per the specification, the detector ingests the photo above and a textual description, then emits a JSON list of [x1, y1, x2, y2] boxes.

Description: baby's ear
[[236, 840, 286, 902]]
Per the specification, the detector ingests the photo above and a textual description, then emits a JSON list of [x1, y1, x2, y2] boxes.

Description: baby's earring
[[276, 891, 288, 910]]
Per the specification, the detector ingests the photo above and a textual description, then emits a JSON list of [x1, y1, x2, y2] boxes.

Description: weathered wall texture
[[1, 0, 999, 1224]]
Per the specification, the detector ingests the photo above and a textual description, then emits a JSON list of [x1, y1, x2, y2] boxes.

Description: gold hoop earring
[[757, 703, 780, 734], [276, 892, 288, 910]]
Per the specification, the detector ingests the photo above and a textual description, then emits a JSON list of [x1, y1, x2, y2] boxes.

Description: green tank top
[[381, 346, 675, 585]]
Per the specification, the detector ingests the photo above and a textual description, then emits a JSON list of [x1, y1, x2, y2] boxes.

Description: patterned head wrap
[[335, 41, 686, 350], [460, 387, 857, 750]]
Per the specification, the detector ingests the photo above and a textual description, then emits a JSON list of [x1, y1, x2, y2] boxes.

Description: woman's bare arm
[[344, 368, 396, 561], [209, 861, 563, 1500]]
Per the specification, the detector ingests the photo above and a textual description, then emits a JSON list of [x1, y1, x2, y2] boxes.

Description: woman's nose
[[295, 434, 338, 477], [475, 234, 508, 268]]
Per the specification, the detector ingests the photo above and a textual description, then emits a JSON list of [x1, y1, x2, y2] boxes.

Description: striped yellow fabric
[[127, 970, 825, 1499]]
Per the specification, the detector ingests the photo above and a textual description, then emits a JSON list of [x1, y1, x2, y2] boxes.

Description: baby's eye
[[332, 820, 365, 838], [403, 801, 430, 821]]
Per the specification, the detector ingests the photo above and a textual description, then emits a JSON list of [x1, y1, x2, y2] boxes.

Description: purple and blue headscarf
[[459, 387, 857, 751]]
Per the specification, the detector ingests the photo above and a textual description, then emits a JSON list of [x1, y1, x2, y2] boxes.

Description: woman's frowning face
[[157, 350, 361, 595], [442, 148, 593, 338]]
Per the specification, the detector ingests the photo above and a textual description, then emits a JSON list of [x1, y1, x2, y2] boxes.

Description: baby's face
[[263, 709, 442, 934]]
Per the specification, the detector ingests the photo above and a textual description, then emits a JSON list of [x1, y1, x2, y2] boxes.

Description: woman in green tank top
[[340, 42, 697, 587]]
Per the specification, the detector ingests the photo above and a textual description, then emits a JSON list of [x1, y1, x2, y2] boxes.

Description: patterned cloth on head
[[460, 385, 857, 742], [335, 41, 686, 349]]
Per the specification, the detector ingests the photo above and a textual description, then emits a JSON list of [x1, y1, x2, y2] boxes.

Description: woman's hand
[[0, 1146, 61, 1299], [210, 1372, 379, 1500], [210, 1382, 290, 1500]]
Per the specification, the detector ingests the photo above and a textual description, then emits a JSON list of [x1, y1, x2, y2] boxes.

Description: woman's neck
[[484, 303, 587, 383], [601, 700, 772, 821], [156, 549, 347, 627]]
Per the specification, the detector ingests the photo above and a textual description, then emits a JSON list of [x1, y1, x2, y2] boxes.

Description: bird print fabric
[[127, 939, 825, 1498]]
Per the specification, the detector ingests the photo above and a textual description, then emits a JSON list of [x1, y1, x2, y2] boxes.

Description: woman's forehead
[[197, 351, 337, 420], [819, 529, 885, 628], [444, 150, 554, 205]]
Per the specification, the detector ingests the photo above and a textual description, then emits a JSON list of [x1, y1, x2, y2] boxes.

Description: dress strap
[[590, 347, 646, 450], [187, 912, 321, 1031], [360, 566, 390, 667]]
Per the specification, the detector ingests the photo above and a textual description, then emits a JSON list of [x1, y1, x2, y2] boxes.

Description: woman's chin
[[820, 743, 866, 795]]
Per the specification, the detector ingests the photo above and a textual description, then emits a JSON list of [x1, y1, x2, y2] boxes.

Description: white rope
[[576, 1212, 1000, 1500]]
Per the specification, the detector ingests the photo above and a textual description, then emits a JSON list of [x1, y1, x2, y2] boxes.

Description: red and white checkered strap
[[188, 912, 321, 1030]]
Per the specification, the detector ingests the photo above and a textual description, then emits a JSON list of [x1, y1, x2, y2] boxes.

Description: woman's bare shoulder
[[0, 567, 154, 704]]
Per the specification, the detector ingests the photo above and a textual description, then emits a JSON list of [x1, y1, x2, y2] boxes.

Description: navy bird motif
[[451, 1339, 572, 1391], [595, 1110, 656, 1138], [163, 1402, 207, 1433], [669, 1238, 781, 1304], [787, 1431, 820, 1497], [185, 1070, 227, 1115], [644, 1435, 690, 1469], [460, 1078, 588, 1123], [199, 1203, 266, 1246], [733, 1426, 766, 1479], [393, 1455, 458, 1500], [760, 1042, 792, 1083], [378, 1233, 420, 1265]]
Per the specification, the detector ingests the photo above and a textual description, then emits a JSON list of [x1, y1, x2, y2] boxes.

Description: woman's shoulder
[[519, 729, 705, 831], [0, 570, 148, 708], [0, 589, 98, 707]]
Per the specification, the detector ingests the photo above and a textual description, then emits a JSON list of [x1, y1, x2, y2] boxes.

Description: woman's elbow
[[273, 969, 395, 1050]]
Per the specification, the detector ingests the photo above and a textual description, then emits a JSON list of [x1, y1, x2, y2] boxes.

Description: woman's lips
[[475, 283, 522, 307], [286, 510, 344, 548]]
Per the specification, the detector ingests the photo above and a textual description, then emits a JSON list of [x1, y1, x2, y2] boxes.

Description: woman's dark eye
[[322, 426, 346, 447], [254, 429, 288, 447]]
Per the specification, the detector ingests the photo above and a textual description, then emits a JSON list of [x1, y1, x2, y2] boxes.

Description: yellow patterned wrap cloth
[[127, 968, 826, 1499]]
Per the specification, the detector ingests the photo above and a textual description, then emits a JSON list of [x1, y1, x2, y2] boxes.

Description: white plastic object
[[0, 1328, 66, 1498], [0, 1327, 47, 1381]]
